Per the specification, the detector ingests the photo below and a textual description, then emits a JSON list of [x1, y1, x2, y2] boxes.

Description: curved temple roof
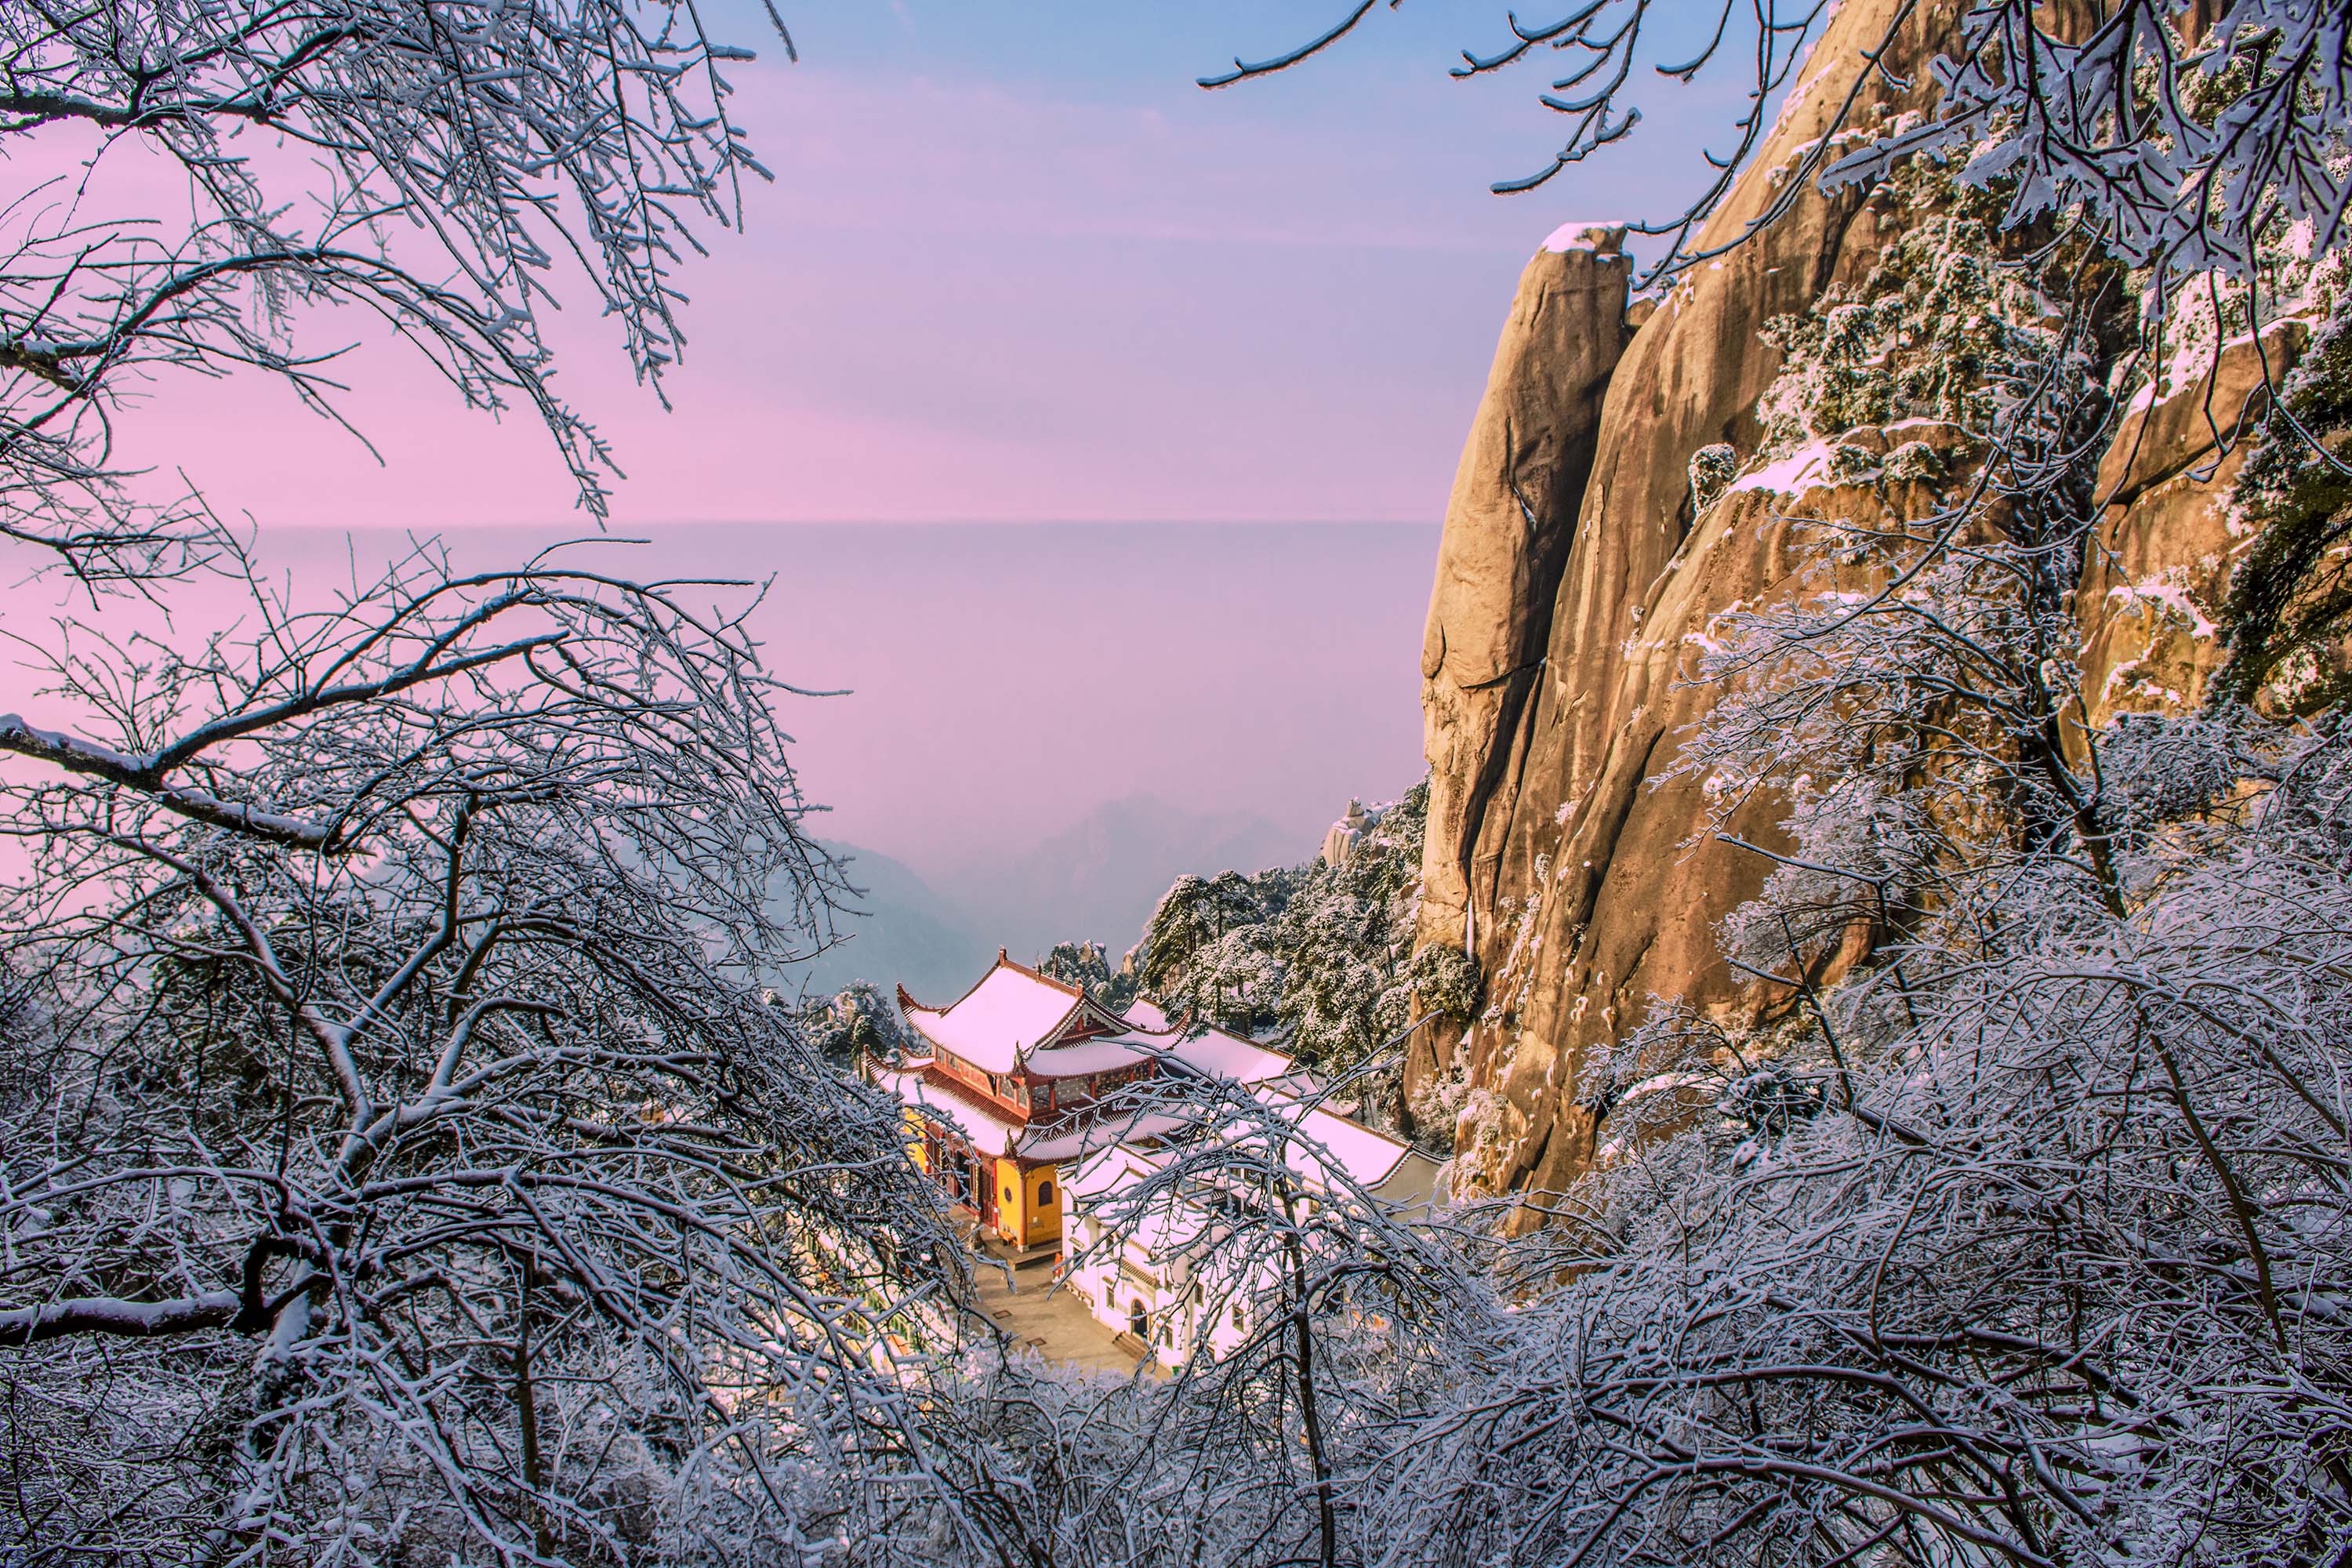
[[899, 952, 1186, 1077], [879, 1064, 1189, 1163], [898, 953, 1085, 1075], [885, 953, 1439, 1201]]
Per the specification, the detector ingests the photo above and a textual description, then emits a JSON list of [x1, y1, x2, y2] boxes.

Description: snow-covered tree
[[1123, 787, 1479, 1130], [1039, 938, 1140, 1010], [1271, 785, 1443, 1087], [0, 543, 977, 1563], [0, 6, 1013, 1563], [1, 0, 779, 584], [1134, 869, 1294, 1033], [797, 978, 922, 1066]]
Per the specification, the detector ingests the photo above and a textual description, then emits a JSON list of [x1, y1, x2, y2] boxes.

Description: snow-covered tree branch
[[1, 0, 785, 590], [0, 535, 989, 1559]]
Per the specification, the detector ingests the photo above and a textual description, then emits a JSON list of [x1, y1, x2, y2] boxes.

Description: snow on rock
[[1729, 439, 1839, 496], [1319, 797, 1385, 867], [2107, 568, 2220, 642], [1542, 221, 1628, 255]]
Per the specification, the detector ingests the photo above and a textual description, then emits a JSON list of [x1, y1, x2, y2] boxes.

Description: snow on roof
[[1068, 1142, 1160, 1203], [1261, 1086, 1421, 1192], [889, 956, 1429, 1195], [1020, 1105, 1187, 1164], [1022, 1025, 1302, 1084], [1025, 1036, 1157, 1076], [1066, 1143, 1212, 1252], [898, 954, 1083, 1075], [1259, 1071, 1348, 1109], [1167, 1028, 1295, 1085], [1059, 1085, 1435, 1217], [879, 1065, 1022, 1159], [881, 1063, 1189, 1163]]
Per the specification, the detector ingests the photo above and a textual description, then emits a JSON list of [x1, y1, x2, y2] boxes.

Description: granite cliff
[[1404, 0, 2320, 1196]]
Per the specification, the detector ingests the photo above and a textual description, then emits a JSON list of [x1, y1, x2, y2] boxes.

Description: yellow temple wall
[[993, 1157, 1061, 1248]]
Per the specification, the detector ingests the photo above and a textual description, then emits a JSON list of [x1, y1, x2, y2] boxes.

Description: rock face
[[1406, 0, 1969, 1189], [1417, 238, 1635, 962], [1405, 0, 2288, 1198], [2077, 321, 2309, 727], [1319, 799, 1378, 868]]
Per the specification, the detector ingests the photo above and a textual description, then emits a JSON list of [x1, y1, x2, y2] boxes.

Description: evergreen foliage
[[1038, 938, 1142, 1010], [2217, 313, 2352, 711], [1134, 868, 1298, 1036], [1126, 784, 1479, 1120], [796, 979, 920, 1066]]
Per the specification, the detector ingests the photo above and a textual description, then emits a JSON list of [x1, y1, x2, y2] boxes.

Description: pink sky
[[2, 5, 1743, 880], [49, 7, 1730, 528]]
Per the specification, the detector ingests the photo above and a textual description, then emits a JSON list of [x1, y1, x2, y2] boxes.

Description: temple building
[[876, 951, 1439, 1363]]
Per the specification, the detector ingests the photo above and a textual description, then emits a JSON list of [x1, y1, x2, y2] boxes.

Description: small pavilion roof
[[1062, 1083, 1438, 1211], [1170, 1028, 1295, 1085], [1255, 1084, 1425, 1193]]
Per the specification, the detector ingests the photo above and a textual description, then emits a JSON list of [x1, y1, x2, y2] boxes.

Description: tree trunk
[[516, 1263, 553, 1560]]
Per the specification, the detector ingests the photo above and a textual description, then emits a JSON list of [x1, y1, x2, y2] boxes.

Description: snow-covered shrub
[[1688, 441, 1739, 512], [1824, 439, 1882, 484], [1404, 942, 1482, 1028], [1751, 154, 2109, 466], [1882, 437, 1944, 483]]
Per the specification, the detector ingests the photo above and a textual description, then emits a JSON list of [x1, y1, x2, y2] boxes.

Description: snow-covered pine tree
[[1120, 785, 1479, 1129], [1040, 938, 1141, 1009]]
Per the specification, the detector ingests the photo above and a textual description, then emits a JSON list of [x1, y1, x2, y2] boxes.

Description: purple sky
[[230, 522, 1443, 869], [5, 4, 1747, 876], [67, 2, 1736, 528]]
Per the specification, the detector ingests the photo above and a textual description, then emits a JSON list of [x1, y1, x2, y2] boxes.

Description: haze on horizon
[[227, 521, 1438, 884]]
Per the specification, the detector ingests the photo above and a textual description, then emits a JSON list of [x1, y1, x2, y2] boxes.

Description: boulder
[[1410, 232, 1635, 1119]]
